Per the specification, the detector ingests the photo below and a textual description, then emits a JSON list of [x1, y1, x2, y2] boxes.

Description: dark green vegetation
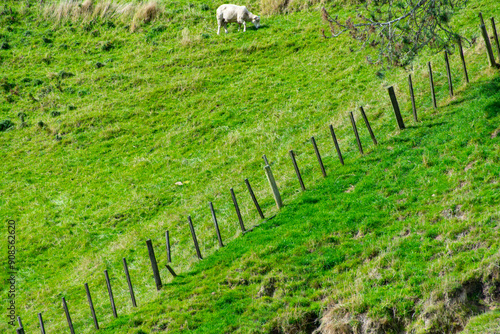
[[1, 0, 499, 333]]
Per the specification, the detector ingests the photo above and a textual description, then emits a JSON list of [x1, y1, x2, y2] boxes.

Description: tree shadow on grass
[[485, 100, 500, 119], [477, 76, 500, 119], [433, 76, 500, 120]]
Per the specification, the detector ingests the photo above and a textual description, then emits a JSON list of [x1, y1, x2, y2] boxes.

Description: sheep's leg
[[243, 21, 246, 32], [217, 18, 224, 35], [224, 22, 228, 34]]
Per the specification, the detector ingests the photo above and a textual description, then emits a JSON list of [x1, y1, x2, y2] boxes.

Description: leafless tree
[[322, 0, 470, 66]]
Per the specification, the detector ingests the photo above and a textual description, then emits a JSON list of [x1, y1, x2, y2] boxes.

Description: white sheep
[[216, 4, 260, 35]]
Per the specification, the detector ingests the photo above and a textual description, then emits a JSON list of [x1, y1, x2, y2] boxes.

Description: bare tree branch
[[322, 0, 469, 66]]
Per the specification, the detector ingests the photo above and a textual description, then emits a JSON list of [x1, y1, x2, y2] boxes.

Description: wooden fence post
[[359, 106, 378, 145], [264, 165, 283, 209], [146, 239, 163, 289], [62, 297, 75, 334], [408, 74, 418, 122], [16, 328, 25, 334], [165, 231, 172, 263], [230, 188, 246, 233], [16, 317, 25, 334], [122, 258, 137, 307], [84, 283, 99, 329], [38, 313, 46, 334], [262, 154, 269, 166], [479, 11, 486, 26], [428, 62, 437, 109], [329, 125, 344, 165], [388, 86, 406, 130], [311, 136, 327, 177], [479, 13, 497, 67], [188, 216, 203, 260], [209, 202, 224, 247], [104, 270, 118, 318], [244, 179, 265, 219], [444, 51, 454, 97], [349, 112, 364, 154], [289, 150, 306, 191], [492, 17, 500, 61], [458, 38, 469, 84]]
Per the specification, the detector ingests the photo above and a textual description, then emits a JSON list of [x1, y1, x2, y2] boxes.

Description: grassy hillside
[[1, 0, 499, 333]]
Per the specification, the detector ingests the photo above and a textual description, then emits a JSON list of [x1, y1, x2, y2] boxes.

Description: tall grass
[[259, 0, 359, 15], [41, 0, 162, 31]]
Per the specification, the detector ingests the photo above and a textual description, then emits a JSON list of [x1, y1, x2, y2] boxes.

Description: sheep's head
[[252, 16, 260, 29]]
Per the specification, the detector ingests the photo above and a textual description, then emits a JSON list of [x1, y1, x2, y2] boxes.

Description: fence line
[[104, 270, 118, 318], [329, 124, 344, 165], [38, 313, 46, 334], [289, 150, 306, 191], [245, 178, 266, 219], [427, 61, 437, 108], [62, 297, 75, 334], [311, 136, 327, 177], [359, 106, 378, 146], [84, 283, 99, 330], [146, 239, 163, 290], [209, 201, 225, 247], [444, 51, 454, 97], [188, 216, 203, 260], [458, 39, 470, 84], [479, 12, 498, 67], [349, 112, 364, 154], [264, 164, 283, 209], [122, 258, 137, 307]]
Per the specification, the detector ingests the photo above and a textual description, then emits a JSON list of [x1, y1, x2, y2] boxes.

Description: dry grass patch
[[42, 0, 162, 31], [260, 0, 328, 15], [131, 1, 161, 31], [81, 0, 94, 13]]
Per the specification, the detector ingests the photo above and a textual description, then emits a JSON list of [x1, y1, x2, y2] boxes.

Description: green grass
[[1, 0, 500, 333]]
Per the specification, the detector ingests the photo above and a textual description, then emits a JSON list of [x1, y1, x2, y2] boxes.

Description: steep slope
[[1, 0, 499, 333]]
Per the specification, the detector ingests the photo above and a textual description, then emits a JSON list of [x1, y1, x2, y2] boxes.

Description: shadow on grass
[[423, 121, 447, 128]]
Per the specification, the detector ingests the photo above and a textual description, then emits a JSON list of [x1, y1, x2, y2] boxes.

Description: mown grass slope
[[1, 0, 499, 333]]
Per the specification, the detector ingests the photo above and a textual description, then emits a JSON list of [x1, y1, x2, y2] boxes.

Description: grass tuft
[[81, 0, 94, 14], [131, 1, 161, 32], [43, 0, 162, 32]]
